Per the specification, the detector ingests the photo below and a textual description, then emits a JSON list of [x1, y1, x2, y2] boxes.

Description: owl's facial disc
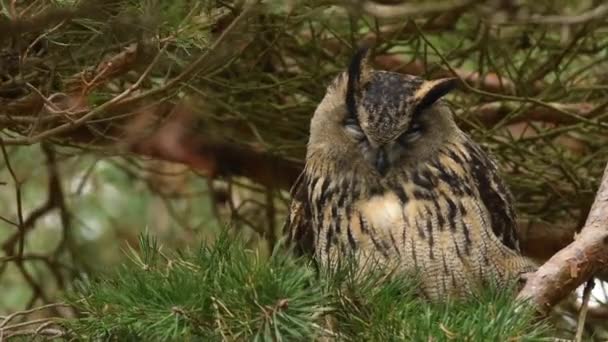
[[342, 47, 458, 176], [357, 72, 423, 146]]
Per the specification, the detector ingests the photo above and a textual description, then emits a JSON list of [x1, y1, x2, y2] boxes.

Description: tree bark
[[517, 162, 608, 315]]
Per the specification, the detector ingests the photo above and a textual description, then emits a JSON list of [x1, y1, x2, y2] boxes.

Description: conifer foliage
[[66, 234, 550, 341]]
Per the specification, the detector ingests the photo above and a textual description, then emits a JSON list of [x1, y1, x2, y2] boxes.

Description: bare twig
[[65, 43, 139, 95], [0, 303, 70, 341], [575, 279, 594, 342], [1, 145, 64, 256], [0, 140, 25, 257], [0, 303, 69, 328], [0, 144, 78, 307]]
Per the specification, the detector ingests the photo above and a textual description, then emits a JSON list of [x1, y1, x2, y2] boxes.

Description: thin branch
[[1, 43, 167, 145], [414, 23, 608, 131], [360, 0, 475, 19], [575, 279, 594, 342], [0, 148, 63, 256], [1, 0, 258, 146], [0, 140, 25, 257], [0, 303, 70, 341], [459, 101, 595, 128], [0, 142, 79, 302], [503, 4, 608, 25], [0, 303, 69, 328], [100, 0, 259, 111]]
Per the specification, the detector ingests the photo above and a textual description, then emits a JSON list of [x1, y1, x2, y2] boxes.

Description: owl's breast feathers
[[284, 136, 533, 298]]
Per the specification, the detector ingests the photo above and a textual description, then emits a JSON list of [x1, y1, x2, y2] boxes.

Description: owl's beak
[[374, 149, 389, 176]]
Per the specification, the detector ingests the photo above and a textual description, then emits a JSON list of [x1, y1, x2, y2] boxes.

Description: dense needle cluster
[[284, 48, 535, 300]]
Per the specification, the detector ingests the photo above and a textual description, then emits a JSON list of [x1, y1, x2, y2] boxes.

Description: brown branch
[[1, 43, 165, 146], [1, 199, 56, 256], [0, 303, 70, 340], [459, 101, 596, 128], [0, 43, 140, 134], [359, 0, 474, 19], [0, 140, 25, 257], [125, 102, 590, 263], [16, 262, 53, 307], [575, 279, 594, 342], [373, 54, 546, 95], [352, 10, 465, 47], [1, 1, 258, 146], [2, 327, 66, 340], [127, 103, 303, 190], [64, 43, 139, 95], [517, 161, 608, 315], [1, 147, 62, 257], [0, 144, 73, 311], [502, 4, 608, 25]]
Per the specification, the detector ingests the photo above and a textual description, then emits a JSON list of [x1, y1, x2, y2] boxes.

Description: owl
[[284, 47, 535, 300]]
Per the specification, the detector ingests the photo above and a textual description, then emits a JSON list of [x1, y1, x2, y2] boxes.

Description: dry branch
[[575, 280, 594, 342], [126, 104, 302, 190], [518, 162, 608, 315], [373, 54, 546, 95], [460, 101, 596, 127], [502, 4, 608, 25], [0, 303, 70, 340], [64, 43, 140, 95], [360, 0, 474, 19]]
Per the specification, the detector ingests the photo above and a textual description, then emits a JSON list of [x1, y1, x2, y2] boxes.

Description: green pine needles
[[65, 234, 551, 341]]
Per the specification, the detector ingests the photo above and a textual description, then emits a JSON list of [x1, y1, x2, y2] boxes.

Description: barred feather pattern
[[285, 133, 536, 300]]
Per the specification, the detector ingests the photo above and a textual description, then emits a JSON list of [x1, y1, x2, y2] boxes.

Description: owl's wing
[[467, 141, 520, 252], [283, 171, 315, 256]]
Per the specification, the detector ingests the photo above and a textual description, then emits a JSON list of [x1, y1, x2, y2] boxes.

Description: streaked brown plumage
[[284, 48, 536, 300]]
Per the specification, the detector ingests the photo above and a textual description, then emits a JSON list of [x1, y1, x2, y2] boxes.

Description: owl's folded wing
[[283, 171, 315, 256], [467, 141, 520, 252]]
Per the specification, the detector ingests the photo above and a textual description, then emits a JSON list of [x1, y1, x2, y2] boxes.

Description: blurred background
[[1, 0, 608, 338]]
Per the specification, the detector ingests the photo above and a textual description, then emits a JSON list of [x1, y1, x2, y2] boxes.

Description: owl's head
[[308, 47, 460, 176]]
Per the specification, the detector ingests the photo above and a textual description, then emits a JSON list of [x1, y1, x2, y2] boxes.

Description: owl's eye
[[344, 119, 366, 142], [397, 122, 423, 145]]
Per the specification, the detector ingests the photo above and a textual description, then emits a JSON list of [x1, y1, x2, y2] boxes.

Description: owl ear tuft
[[413, 77, 459, 115], [345, 46, 373, 120]]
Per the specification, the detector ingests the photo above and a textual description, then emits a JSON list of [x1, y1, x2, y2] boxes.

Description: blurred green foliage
[[0, 146, 223, 312]]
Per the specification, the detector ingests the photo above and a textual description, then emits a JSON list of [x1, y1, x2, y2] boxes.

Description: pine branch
[[63, 233, 552, 341]]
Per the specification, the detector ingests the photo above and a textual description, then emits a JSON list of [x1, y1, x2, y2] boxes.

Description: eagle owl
[[284, 48, 535, 300]]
